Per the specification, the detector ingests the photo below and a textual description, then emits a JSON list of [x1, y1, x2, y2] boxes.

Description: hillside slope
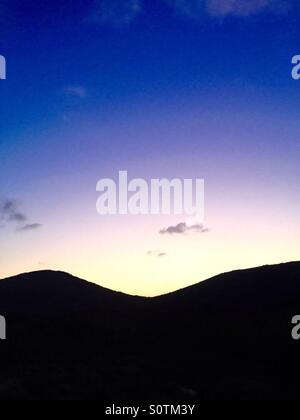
[[0, 263, 299, 400]]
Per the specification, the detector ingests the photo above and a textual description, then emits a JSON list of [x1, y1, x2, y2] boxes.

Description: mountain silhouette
[[0, 262, 300, 400]]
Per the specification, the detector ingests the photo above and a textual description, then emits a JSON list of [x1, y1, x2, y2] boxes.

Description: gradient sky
[[1, 0, 300, 296]]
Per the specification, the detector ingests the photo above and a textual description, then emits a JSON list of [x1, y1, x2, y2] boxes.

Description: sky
[[1, 0, 300, 296]]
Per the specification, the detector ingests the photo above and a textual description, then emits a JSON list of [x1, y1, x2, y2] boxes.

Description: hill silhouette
[[0, 262, 300, 400]]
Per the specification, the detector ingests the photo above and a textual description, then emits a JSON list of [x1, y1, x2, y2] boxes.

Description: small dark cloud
[[0, 199, 27, 223], [8, 212, 27, 222], [17, 223, 43, 232], [160, 222, 209, 235], [147, 250, 168, 257], [0, 198, 42, 233]]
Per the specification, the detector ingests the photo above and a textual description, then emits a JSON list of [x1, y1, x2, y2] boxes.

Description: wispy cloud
[[17, 223, 43, 232], [164, 0, 204, 18], [89, 0, 293, 26], [206, 0, 291, 16], [160, 222, 209, 235], [89, 0, 142, 25], [64, 86, 87, 98]]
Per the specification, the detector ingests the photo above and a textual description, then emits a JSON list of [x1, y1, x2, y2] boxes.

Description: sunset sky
[[1, 0, 300, 296]]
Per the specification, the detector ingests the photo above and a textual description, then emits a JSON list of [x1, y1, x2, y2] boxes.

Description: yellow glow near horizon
[[1, 213, 299, 297]]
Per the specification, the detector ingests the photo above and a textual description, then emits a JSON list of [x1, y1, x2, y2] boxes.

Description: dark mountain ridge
[[0, 262, 300, 400]]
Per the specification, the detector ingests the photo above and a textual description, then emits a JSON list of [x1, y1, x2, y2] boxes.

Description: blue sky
[[1, 0, 300, 295]]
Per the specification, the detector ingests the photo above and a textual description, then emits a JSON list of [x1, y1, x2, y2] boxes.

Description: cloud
[[166, 0, 293, 18], [86, 0, 293, 27], [160, 222, 209, 235], [206, 0, 291, 16], [64, 86, 87, 98], [147, 250, 168, 257], [17, 223, 43, 232], [0, 198, 42, 233], [90, 0, 142, 25], [164, 0, 205, 18], [0, 199, 27, 223]]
